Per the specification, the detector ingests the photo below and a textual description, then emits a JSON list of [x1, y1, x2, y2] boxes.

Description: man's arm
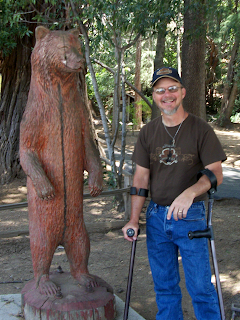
[[167, 161, 223, 221], [122, 164, 150, 241]]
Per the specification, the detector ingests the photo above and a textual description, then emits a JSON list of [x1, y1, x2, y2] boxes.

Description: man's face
[[152, 78, 186, 116]]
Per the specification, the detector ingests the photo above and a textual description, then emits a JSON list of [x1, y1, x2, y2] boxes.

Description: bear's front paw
[[34, 177, 55, 200], [88, 172, 103, 197], [89, 184, 103, 197]]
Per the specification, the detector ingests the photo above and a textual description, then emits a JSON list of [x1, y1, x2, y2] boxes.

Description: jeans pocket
[[183, 204, 205, 222], [146, 200, 156, 219]]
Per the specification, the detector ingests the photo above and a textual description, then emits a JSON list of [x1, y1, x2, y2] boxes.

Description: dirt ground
[[0, 123, 240, 320]]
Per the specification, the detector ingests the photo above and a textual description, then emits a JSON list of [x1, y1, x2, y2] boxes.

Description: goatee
[[160, 104, 180, 116]]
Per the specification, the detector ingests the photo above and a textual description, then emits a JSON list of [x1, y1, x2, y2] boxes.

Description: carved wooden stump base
[[21, 271, 116, 320]]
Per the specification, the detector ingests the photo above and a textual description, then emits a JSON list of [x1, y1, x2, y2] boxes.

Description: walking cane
[[188, 169, 225, 320], [123, 228, 139, 320]]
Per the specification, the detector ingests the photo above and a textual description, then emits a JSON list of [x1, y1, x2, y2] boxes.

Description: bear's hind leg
[[63, 223, 97, 290], [64, 223, 113, 293], [30, 223, 61, 296]]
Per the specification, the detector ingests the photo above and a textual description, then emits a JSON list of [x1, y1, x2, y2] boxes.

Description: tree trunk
[[116, 53, 127, 212], [154, 27, 166, 71], [112, 35, 121, 138], [77, 16, 118, 186], [0, 33, 35, 184], [152, 26, 167, 120], [182, 0, 206, 119], [134, 36, 142, 129], [79, 70, 106, 158], [217, 39, 239, 127]]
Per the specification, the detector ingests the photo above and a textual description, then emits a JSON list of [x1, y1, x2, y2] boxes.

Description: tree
[[0, 1, 38, 183], [4, 0, 235, 185], [151, 26, 166, 120], [0, 0, 152, 185], [182, 0, 206, 119], [151, 0, 181, 119], [217, 39, 239, 126], [206, 36, 220, 111], [0, 0, 74, 183], [134, 36, 142, 129], [70, 0, 175, 192], [217, 5, 240, 127]]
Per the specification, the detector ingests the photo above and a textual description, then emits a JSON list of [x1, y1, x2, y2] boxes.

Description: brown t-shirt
[[132, 113, 227, 206]]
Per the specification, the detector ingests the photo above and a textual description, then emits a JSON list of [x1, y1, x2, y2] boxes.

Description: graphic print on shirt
[[159, 143, 178, 165], [150, 145, 195, 166]]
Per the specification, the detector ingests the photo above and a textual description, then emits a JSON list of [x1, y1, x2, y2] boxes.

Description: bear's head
[[31, 26, 85, 75]]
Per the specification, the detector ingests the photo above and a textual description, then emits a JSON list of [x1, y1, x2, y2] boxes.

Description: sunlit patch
[[211, 272, 240, 295], [90, 209, 102, 216], [131, 301, 142, 309], [1, 194, 27, 204], [146, 296, 156, 303], [1, 219, 28, 227], [214, 129, 240, 138], [105, 233, 122, 240], [234, 160, 240, 166], [18, 187, 27, 193], [54, 251, 66, 256]]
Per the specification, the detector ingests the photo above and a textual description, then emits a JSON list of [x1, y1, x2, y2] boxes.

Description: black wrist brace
[[130, 186, 149, 197], [197, 168, 217, 195]]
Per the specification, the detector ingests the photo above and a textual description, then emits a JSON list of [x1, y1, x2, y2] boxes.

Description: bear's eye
[[57, 44, 70, 50]]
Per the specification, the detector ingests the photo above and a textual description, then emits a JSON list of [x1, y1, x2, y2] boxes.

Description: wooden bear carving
[[20, 26, 103, 296]]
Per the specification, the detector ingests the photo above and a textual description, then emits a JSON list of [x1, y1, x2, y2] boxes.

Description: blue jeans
[[146, 200, 221, 320]]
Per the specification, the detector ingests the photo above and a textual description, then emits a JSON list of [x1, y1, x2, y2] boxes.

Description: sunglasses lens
[[154, 86, 181, 94], [168, 86, 179, 93], [155, 88, 165, 94]]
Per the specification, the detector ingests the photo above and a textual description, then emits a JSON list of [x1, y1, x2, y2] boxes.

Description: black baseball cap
[[151, 67, 182, 87]]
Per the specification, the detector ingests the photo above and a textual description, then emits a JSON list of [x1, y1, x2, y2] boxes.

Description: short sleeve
[[132, 127, 150, 168], [198, 124, 227, 166]]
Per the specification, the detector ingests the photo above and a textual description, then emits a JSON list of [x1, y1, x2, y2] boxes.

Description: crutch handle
[[126, 228, 140, 238], [188, 227, 213, 240], [127, 228, 135, 237]]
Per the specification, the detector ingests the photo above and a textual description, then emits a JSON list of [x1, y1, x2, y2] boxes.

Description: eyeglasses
[[153, 86, 182, 95]]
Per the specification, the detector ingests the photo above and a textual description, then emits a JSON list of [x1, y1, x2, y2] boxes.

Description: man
[[122, 67, 226, 320]]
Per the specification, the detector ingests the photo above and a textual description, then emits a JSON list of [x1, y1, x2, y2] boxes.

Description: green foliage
[[127, 98, 153, 124], [164, 31, 178, 67], [231, 95, 240, 115], [230, 112, 240, 123], [231, 106, 240, 123], [2, 0, 240, 124], [86, 67, 114, 101], [101, 162, 117, 188], [0, 0, 32, 56]]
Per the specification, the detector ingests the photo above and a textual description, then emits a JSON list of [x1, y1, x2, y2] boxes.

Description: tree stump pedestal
[[21, 271, 116, 320]]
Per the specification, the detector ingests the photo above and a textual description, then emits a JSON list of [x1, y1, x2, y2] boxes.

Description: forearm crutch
[[123, 228, 139, 320], [188, 169, 225, 320]]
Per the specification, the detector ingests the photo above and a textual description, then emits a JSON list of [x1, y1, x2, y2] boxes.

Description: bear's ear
[[35, 26, 50, 40], [69, 29, 80, 37]]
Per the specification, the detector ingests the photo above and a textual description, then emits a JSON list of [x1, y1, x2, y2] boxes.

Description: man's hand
[[167, 189, 194, 221], [122, 221, 139, 242], [167, 161, 223, 221]]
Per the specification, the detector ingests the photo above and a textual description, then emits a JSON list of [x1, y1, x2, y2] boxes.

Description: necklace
[[162, 112, 185, 147]]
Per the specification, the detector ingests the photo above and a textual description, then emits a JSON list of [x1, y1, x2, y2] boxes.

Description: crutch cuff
[[197, 168, 217, 195], [130, 187, 149, 197]]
